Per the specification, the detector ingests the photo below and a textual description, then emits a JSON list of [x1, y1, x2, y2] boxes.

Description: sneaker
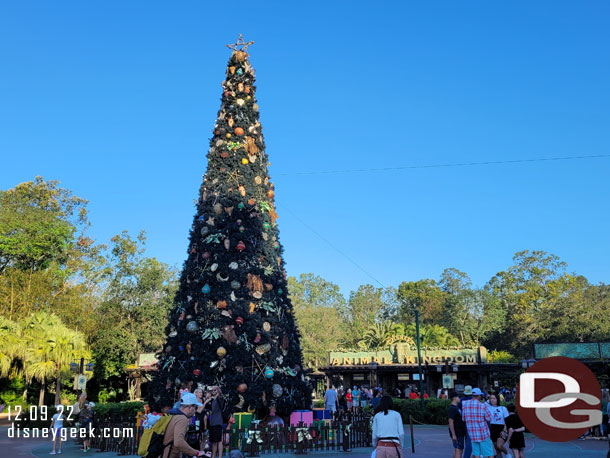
[[50, 453, 56, 455], [57, 452, 62, 455]]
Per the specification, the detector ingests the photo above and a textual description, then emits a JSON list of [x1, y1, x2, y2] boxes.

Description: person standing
[[162, 392, 207, 458], [324, 385, 338, 416], [209, 387, 227, 458], [461, 386, 473, 458], [461, 388, 493, 458], [372, 396, 404, 458], [352, 386, 361, 413], [346, 388, 353, 412], [486, 394, 509, 457], [505, 404, 526, 458], [448, 392, 466, 458]]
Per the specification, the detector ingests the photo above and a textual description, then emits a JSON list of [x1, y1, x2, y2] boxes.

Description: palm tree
[[47, 326, 89, 405], [0, 316, 21, 377], [358, 321, 415, 350]]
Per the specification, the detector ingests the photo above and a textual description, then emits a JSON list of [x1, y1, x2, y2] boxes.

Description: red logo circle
[[517, 356, 601, 442]]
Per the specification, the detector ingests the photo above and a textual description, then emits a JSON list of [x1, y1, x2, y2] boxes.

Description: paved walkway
[[2, 423, 608, 458]]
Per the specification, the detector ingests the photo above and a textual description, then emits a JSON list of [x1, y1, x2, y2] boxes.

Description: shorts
[[347, 401, 353, 408], [490, 424, 506, 442], [451, 434, 465, 450], [326, 404, 336, 413], [471, 438, 494, 457], [209, 425, 223, 443]]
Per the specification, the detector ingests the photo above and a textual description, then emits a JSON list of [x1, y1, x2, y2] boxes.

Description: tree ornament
[[222, 325, 238, 344], [253, 104, 259, 112], [216, 300, 227, 309], [202, 284, 211, 294], [241, 158, 249, 165], [214, 203, 223, 214], [238, 185, 246, 196], [237, 241, 246, 251], [193, 369, 201, 376], [249, 302, 256, 314], [234, 127, 244, 136], [229, 261, 238, 270], [236, 316, 244, 325], [237, 68, 243, 75], [186, 321, 199, 333], [264, 367, 274, 378], [202, 252, 211, 260], [224, 238, 230, 250], [226, 133, 232, 139], [263, 322, 271, 332], [272, 384, 283, 397], [231, 280, 240, 289], [237, 383, 248, 393], [254, 333, 261, 343], [169, 331, 178, 338], [217, 347, 227, 358], [210, 263, 218, 272]]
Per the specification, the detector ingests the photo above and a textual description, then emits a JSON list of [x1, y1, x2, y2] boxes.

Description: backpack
[[219, 397, 233, 423], [137, 413, 184, 457]]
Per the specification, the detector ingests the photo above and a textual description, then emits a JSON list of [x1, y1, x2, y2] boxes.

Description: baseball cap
[[181, 392, 203, 407], [463, 385, 473, 395], [471, 388, 484, 396], [88, 402, 95, 407]]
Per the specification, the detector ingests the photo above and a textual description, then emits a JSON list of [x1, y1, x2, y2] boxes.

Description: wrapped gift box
[[313, 408, 331, 420], [313, 420, 334, 440], [290, 410, 313, 426], [232, 412, 254, 430]]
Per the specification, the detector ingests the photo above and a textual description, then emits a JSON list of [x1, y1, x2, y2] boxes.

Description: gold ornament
[[217, 346, 227, 358], [236, 99, 245, 106], [263, 322, 271, 332], [241, 158, 249, 165]]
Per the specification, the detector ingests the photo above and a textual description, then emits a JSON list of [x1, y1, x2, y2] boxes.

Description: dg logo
[[517, 356, 602, 441]]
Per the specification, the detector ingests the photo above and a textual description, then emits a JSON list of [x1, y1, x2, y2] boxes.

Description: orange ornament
[[220, 152, 229, 158], [248, 198, 255, 206], [216, 300, 227, 309], [226, 133, 232, 139], [267, 190, 275, 198], [234, 127, 244, 136]]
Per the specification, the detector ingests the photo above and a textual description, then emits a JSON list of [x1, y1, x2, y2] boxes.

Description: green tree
[[439, 268, 505, 346], [343, 285, 398, 347], [484, 250, 571, 356], [91, 231, 177, 381], [357, 321, 415, 350], [396, 279, 445, 324], [288, 274, 347, 369]]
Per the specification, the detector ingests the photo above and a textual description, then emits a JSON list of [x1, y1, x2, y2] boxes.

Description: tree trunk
[[54, 372, 61, 406], [39, 380, 45, 407]]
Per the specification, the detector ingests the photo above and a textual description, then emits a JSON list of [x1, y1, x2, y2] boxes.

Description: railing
[[90, 413, 372, 456]]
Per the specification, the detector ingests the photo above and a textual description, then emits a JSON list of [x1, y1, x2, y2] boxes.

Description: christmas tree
[[150, 36, 312, 415]]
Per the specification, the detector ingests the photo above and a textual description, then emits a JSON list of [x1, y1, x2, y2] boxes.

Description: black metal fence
[[90, 413, 372, 456]]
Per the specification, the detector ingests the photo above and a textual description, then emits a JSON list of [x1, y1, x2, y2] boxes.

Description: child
[[50, 405, 64, 455], [506, 404, 526, 458]]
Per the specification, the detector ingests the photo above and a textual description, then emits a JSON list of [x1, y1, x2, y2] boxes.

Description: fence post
[[409, 415, 415, 454]]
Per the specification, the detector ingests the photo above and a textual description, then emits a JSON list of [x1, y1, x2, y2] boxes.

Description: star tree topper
[[226, 34, 254, 57]]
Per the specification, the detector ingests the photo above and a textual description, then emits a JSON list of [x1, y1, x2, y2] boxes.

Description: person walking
[[486, 394, 509, 457], [505, 404, 526, 458], [461, 388, 493, 458], [346, 388, 353, 412], [162, 392, 207, 458], [448, 392, 465, 458], [50, 405, 64, 455], [80, 402, 95, 452], [372, 396, 404, 458]]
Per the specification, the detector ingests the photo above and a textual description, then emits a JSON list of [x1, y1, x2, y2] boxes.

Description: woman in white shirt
[[486, 394, 509, 457], [372, 396, 404, 458]]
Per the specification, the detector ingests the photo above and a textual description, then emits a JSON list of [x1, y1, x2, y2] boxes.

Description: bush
[[392, 398, 452, 425], [313, 399, 324, 408], [93, 401, 146, 421]]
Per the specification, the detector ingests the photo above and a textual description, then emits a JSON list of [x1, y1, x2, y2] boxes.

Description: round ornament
[[236, 241, 246, 251], [210, 263, 218, 272], [235, 51, 247, 62], [234, 127, 244, 136], [226, 133, 232, 139], [236, 99, 245, 106], [193, 369, 201, 376], [202, 284, 211, 294], [169, 331, 177, 338], [186, 321, 199, 333], [254, 176, 262, 184], [237, 383, 248, 393], [231, 280, 240, 289], [272, 384, 283, 397], [263, 322, 271, 332], [241, 158, 249, 165], [236, 316, 244, 325], [229, 262, 238, 270], [217, 347, 227, 358], [264, 367, 274, 379], [237, 68, 243, 75], [256, 343, 271, 355]]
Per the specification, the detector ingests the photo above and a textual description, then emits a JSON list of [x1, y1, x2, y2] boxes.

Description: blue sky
[[1, 1, 609, 295]]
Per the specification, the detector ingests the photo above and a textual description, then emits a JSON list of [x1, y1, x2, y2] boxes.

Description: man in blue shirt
[[324, 386, 338, 414]]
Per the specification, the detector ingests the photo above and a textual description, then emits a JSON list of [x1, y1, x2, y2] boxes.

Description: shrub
[[392, 398, 452, 425], [93, 401, 146, 421]]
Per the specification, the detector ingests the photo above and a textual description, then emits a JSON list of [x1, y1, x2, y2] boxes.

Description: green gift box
[[230, 412, 254, 449]]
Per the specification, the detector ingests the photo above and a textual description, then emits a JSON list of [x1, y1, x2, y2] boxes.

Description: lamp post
[[71, 358, 94, 396], [415, 309, 425, 410]]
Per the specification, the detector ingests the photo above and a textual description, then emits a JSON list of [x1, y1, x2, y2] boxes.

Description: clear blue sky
[[1, 1, 609, 295]]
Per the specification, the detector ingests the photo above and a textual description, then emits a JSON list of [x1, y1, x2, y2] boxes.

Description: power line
[[282, 206, 385, 288], [274, 153, 610, 176]]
